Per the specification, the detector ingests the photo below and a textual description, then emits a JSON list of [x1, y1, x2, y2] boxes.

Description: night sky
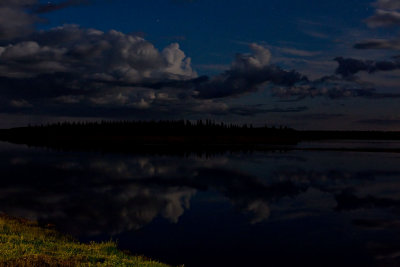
[[1, 0, 400, 130]]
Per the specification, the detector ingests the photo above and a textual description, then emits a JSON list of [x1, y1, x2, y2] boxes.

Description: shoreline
[[0, 213, 173, 266]]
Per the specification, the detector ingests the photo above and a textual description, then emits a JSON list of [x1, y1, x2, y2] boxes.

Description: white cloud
[[0, 25, 197, 82], [162, 43, 196, 79], [232, 43, 271, 70]]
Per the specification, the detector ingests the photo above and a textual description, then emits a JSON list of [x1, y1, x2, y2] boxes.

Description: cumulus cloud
[[0, 25, 196, 81], [0, 0, 398, 120], [1, 36, 395, 118], [232, 43, 271, 70], [0, 38, 314, 117], [194, 44, 308, 99], [176, 49, 400, 100], [189, 45, 393, 101], [0, 24, 196, 80], [0, 24, 205, 117]]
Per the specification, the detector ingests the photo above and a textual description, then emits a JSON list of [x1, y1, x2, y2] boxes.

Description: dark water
[[1, 141, 400, 266]]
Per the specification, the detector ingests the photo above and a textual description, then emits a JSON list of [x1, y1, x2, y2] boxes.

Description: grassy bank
[[0, 214, 171, 266]]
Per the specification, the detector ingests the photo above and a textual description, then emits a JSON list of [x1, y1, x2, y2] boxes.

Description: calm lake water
[[1, 141, 400, 266]]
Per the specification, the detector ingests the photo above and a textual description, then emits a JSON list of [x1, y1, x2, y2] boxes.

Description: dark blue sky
[[39, 0, 376, 70], [0, 0, 399, 129]]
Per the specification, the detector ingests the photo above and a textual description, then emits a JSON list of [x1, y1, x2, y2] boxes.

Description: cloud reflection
[[0, 144, 400, 246]]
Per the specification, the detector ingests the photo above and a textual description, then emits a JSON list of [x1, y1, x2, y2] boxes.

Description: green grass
[[0, 214, 172, 266]]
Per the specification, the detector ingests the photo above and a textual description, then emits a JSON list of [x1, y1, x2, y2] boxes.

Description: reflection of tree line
[[1, 149, 400, 238]]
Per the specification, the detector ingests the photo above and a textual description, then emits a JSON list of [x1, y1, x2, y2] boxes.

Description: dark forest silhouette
[[1, 120, 400, 154]]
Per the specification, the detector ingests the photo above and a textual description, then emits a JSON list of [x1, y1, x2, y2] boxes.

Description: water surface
[[0, 141, 400, 266]]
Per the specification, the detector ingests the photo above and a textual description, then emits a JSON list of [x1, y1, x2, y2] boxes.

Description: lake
[[0, 141, 400, 266]]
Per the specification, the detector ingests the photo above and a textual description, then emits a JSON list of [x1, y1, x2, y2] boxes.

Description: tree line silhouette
[[1, 120, 400, 154], [0, 120, 297, 153], [24, 120, 294, 135]]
